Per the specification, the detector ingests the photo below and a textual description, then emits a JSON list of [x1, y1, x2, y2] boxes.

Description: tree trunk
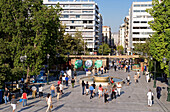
[[26, 66, 30, 84]]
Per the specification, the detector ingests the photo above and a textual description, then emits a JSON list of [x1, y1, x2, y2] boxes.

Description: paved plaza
[[0, 69, 170, 112]]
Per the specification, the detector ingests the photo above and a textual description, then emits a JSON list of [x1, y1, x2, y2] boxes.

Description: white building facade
[[43, 0, 102, 52], [102, 26, 111, 47], [129, 1, 154, 50]]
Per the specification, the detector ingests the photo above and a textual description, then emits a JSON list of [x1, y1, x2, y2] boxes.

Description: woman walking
[[85, 81, 89, 95], [147, 89, 154, 107], [126, 75, 130, 86], [22, 91, 27, 107], [11, 95, 17, 112], [98, 84, 103, 98], [82, 80, 85, 95], [39, 85, 43, 100], [46, 93, 52, 112]]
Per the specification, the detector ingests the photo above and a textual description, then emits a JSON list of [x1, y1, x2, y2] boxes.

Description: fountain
[[79, 74, 123, 87]]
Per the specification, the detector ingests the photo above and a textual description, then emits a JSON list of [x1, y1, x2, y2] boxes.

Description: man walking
[[116, 82, 122, 96], [4, 87, 9, 105], [147, 89, 154, 107], [89, 84, 94, 99], [156, 85, 162, 99], [50, 84, 55, 98]]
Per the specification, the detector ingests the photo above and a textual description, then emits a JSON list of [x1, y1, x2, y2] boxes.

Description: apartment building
[[43, 0, 102, 52], [124, 16, 130, 54], [129, 1, 154, 50], [112, 32, 119, 46], [102, 26, 111, 47], [118, 24, 125, 48]]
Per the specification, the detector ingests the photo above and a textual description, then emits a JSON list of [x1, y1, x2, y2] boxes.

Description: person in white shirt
[[59, 83, 64, 94], [146, 74, 150, 83], [126, 75, 130, 86], [137, 70, 140, 78], [116, 82, 122, 96], [147, 89, 154, 107], [39, 85, 43, 100]]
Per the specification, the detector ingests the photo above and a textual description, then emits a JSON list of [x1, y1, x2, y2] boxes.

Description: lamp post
[[47, 54, 50, 85], [67, 52, 70, 70], [56, 53, 60, 80], [150, 56, 156, 88], [162, 56, 170, 102], [20, 54, 27, 83]]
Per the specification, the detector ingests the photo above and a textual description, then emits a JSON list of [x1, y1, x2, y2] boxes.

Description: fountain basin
[[93, 75, 109, 82]]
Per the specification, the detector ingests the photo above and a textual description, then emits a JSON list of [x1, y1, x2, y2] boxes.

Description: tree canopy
[[147, 0, 170, 77], [98, 43, 111, 55]]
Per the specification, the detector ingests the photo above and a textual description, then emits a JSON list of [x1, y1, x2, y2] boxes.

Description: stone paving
[[0, 69, 170, 112]]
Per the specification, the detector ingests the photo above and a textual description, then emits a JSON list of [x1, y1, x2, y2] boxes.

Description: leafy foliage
[[146, 0, 170, 77], [117, 45, 124, 55], [98, 43, 111, 55]]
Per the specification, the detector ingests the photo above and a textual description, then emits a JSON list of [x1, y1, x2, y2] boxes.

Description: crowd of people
[[2, 59, 165, 111]]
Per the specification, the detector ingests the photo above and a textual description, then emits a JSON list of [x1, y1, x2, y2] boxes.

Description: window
[[141, 21, 147, 23], [82, 11, 93, 13], [134, 10, 140, 12], [63, 11, 69, 13], [63, 15, 69, 18], [82, 4, 93, 7], [133, 21, 139, 23], [141, 10, 146, 12], [83, 20, 87, 24], [71, 21, 74, 23], [70, 26, 75, 29], [134, 4, 140, 7], [148, 4, 152, 7], [133, 32, 139, 34], [76, 15, 80, 18], [141, 4, 147, 7], [89, 20, 93, 24], [63, 5, 69, 7]]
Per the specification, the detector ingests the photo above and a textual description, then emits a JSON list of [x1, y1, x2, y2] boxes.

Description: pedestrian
[[146, 74, 150, 83], [114, 65, 117, 71], [85, 81, 89, 95], [39, 85, 43, 100], [95, 67, 98, 75], [98, 84, 103, 98], [101, 66, 104, 74], [65, 75, 69, 87], [74, 71, 77, 81], [57, 80, 61, 85], [134, 73, 138, 83], [82, 80, 85, 95], [98, 68, 101, 75], [137, 70, 140, 78], [126, 75, 130, 86], [22, 91, 27, 107], [11, 95, 17, 112], [104, 88, 109, 103], [46, 93, 52, 112], [111, 85, 117, 99], [156, 85, 162, 99], [50, 84, 55, 98], [71, 77, 75, 88], [147, 89, 154, 107], [104, 66, 107, 73], [89, 84, 94, 99], [4, 87, 9, 105], [107, 83, 112, 99], [116, 82, 122, 96], [92, 81, 96, 95], [31, 85, 37, 99], [59, 82, 64, 94], [56, 84, 60, 100]]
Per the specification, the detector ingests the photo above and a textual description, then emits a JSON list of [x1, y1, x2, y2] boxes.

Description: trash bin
[[0, 89, 4, 104]]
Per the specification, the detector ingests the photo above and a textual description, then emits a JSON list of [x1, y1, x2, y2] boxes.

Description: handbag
[[50, 104, 53, 109], [19, 99, 23, 102]]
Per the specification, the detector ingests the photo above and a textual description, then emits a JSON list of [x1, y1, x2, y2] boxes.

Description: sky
[[94, 0, 152, 33]]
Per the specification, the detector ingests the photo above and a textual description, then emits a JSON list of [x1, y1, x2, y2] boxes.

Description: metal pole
[[167, 60, 170, 101], [153, 61, 156, 88], [47, 57, 49, 85]]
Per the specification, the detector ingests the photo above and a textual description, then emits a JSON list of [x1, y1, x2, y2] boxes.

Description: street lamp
[[56, 53, 60, 80], [47, 54, 50, 85], [162, 56, 170, 102], [67, 52, 70, 70], [150, 56, 156, 88], [20, 54, 27, 82]]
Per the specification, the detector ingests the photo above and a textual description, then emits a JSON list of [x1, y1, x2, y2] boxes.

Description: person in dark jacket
[[156, 85, 162, 99], [82, 80, 85, 95]]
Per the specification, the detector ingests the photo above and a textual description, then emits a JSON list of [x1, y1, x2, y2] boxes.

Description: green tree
[[147, 0, 170, 77], [117, 45, 124, 55], [0, 0, 63, 85], [133, 39, 151, 56], [98, 43, 111, 55]]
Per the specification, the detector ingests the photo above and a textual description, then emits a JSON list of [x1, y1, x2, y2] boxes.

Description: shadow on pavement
[[33, 105, 48, 112], [61, 92, 71, 98], [28, 100, 40, 105], [0, 105, 11, 110], [18, 105, 34, 112], [52, 104, 64, 111]]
